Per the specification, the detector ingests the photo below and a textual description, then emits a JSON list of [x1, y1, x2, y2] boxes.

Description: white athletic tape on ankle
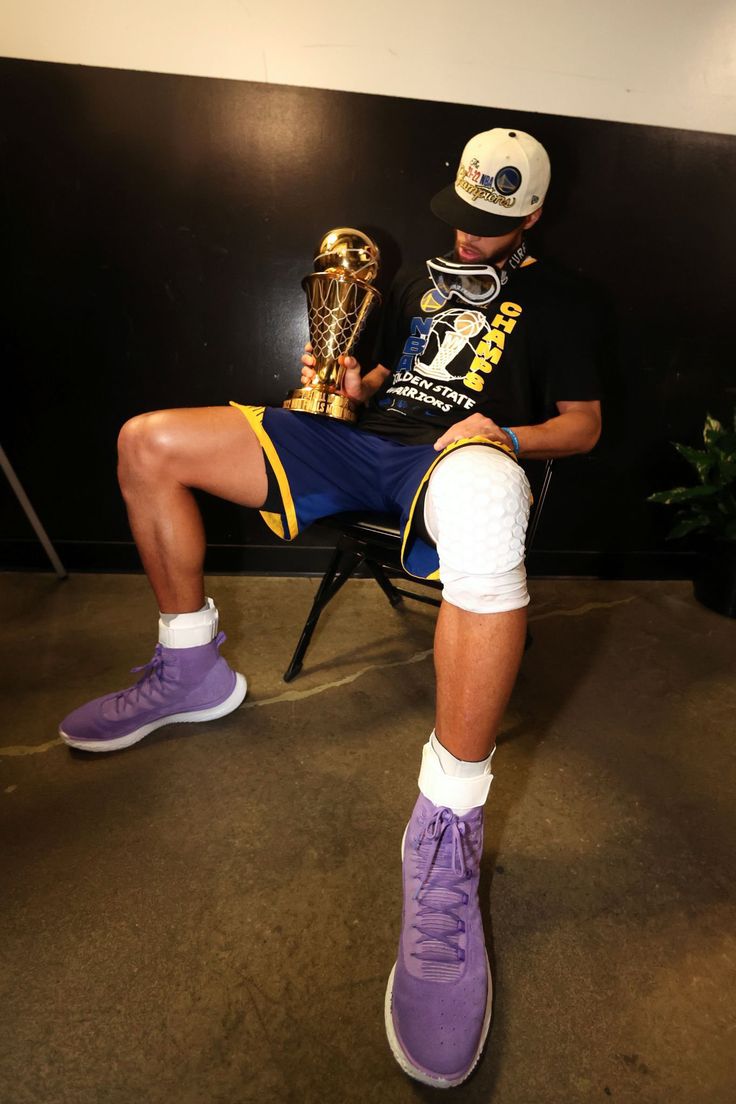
[[418, 740, 493, 812], [158, 597, 219, 648], [424, 444, 531, 614], [429, 729, 494, 778]]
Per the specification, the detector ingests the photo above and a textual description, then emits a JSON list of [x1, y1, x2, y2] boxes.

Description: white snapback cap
[[431, 128, 551, 236]]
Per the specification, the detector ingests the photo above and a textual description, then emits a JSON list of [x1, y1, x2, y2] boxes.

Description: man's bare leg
[[433, 601, 527, 762], [117, 406, 268, 612], [60, 406, 267, 751]]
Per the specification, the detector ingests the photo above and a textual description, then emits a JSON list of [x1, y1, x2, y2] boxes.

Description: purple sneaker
[[59, 631, 247, 753], [385, 794, 492, 1088]]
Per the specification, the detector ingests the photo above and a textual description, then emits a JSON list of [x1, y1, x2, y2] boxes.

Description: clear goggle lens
[[426, 257, 502, 305]]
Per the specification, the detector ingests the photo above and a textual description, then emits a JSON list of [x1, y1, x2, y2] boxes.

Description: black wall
[[1, 57, 734, 576]]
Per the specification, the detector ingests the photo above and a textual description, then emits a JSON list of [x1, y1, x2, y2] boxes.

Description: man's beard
[[453, 234, 522, 268]]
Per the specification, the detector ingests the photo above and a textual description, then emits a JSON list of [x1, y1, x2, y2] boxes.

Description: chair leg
[[364, 557, 404, 608], [283, 545, 364, 682], [0, 444, 67, 579]]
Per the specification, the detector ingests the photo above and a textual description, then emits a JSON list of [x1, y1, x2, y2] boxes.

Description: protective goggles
[[425, 256, 503, 306]]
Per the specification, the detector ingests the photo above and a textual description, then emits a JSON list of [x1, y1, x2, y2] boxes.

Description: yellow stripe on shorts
[[228, 402, 299, 541]]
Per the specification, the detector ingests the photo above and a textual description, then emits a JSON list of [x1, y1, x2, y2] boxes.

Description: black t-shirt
[[358, 255, 603, 445]]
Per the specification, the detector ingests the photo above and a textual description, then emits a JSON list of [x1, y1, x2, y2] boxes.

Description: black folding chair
[[283, 459, 554, 681]]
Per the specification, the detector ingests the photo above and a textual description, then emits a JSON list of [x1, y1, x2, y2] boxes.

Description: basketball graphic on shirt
[[415, 309, 490, 382], [454, 311, 484, 339]]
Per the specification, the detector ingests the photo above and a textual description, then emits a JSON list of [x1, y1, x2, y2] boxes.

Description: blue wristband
[[502, 427, 520, 454]]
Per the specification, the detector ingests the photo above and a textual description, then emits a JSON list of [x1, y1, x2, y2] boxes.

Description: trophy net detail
[[304, 274, 375, 375]]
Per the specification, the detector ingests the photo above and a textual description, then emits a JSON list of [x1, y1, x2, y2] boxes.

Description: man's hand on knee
[[434, 413, 514, 452]]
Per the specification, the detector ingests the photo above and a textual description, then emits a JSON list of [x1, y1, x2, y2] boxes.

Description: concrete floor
[[0, 572, 734, 1104]]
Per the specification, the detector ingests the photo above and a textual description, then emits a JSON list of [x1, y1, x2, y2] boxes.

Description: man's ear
[[523, 207, 544, 230]]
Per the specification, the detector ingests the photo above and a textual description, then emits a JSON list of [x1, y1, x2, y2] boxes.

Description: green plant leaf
[[648, 485, 719, 505], [716, 459, 736, 484], [673, 443, 712, 481], [704, 414, 724, 445], [667, 515, 710, 539], [713, 436, 736, 468]]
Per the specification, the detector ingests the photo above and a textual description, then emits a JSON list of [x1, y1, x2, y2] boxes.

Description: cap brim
[[431, 184, 526, 237]]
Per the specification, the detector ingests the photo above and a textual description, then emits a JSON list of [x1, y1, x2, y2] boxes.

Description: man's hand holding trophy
[[283, 228, 381, 423], [298, 348, 368, 404]]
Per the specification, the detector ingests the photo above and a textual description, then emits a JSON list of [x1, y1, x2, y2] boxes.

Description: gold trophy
[[284, 228, 381, 422]]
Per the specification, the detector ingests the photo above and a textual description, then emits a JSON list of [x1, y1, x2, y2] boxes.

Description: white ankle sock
[[158, 597, 219, 648], [418, 730, 495, 815]]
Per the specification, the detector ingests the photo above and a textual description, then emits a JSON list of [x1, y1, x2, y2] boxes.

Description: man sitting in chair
[[60, 128, 602, 1088]]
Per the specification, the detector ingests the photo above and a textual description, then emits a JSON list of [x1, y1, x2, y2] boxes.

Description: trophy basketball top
[[312, 228, 380, 285]]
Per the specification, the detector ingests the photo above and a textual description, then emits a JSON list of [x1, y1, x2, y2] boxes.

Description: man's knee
[[117, 411, 179, 480], [424, 444, 531, 614]]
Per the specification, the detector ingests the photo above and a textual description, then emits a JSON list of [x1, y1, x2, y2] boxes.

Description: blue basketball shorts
[[229, 403, 516, 580]]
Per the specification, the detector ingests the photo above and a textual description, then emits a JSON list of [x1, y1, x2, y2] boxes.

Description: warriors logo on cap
[[495, 166, 522, 196]]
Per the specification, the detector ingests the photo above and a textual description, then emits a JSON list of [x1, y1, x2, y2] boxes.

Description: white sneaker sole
[[60, 673, 247, 753], [384, 823, 493, 1087]]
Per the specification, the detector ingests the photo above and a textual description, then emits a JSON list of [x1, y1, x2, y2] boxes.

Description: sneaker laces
[[109, 645, 169, 713], [411, 807, 475, 965], [111, 631, 225, 714]]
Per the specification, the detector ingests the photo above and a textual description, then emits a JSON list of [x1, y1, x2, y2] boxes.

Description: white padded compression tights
[[424, 444, 531, 614]]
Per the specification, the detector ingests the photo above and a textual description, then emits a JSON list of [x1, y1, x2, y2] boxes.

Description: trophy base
[[283, 387, 357, 423]]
